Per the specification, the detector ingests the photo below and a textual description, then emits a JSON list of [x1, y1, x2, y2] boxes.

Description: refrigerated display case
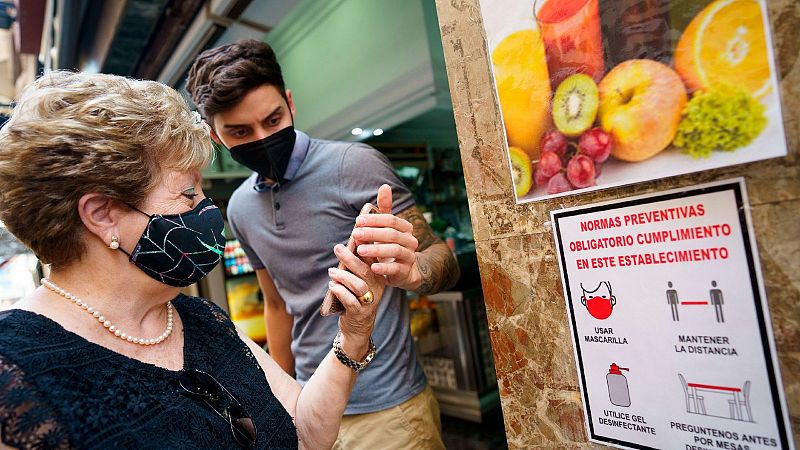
[[225, 272, 265, 344], [0, 253, 38, 308], [415, 288, 499, 422], [413, 251, 500, 423], [0, 227, 39, 308], [198, 221, 265, 346]]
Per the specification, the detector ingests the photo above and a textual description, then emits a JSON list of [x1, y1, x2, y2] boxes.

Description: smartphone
[[320, 203, 380, 316]]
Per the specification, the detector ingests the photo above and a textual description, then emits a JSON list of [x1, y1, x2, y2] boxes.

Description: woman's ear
[[77, 193, 121, 246]]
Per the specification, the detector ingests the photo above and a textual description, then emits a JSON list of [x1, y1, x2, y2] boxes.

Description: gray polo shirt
[[227, 131, 426, 414]]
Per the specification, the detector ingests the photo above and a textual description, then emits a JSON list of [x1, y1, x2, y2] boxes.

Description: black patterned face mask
[[118, 198, 225, 287]]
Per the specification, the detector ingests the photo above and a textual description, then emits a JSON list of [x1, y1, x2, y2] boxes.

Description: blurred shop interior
[[0, 0, 506, 446]]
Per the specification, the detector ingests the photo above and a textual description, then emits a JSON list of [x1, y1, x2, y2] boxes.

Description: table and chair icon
[[678, 374, 753, 422]]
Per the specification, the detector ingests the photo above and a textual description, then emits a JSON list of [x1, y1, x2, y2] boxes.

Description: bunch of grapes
[[534, 127, 612, 195]]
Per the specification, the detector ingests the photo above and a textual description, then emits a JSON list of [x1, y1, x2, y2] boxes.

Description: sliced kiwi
[[509, 146, 532, 198], [552, 74, 599, 137]]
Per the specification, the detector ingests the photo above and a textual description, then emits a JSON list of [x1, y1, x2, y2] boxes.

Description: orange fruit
[[674, 0, 771, 98], [492, 29, 552, 159], [508, 146, 532, 198]]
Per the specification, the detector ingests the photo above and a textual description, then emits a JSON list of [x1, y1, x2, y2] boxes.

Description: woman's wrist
[[337, 331, 370, 361], [332, 331, 376, 372]]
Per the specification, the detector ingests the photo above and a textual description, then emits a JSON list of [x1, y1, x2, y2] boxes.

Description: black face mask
[[119, 198, 225, 287], [228, 125, 296, 183]]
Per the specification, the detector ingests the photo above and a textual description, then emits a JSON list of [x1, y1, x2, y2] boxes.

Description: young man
[[187, 39, 459, 449]]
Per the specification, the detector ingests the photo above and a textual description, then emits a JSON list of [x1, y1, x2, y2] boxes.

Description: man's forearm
[[265, 304, 295, 377], [396, 206, 460, 295], [413, 242, 460, 295]]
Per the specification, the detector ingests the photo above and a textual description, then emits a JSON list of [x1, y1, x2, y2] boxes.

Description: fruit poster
[[551, 179, 793, 450], [479, 0, 788, 202]]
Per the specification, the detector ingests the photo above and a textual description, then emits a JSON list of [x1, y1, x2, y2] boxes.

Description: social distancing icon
[[666, 280, 726, 323]]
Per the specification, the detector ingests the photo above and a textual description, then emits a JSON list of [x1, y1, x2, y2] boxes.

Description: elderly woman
[[0, 71, 390, 449]]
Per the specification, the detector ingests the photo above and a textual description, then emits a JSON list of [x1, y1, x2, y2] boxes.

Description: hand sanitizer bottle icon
[[607, 363, 631, 407]]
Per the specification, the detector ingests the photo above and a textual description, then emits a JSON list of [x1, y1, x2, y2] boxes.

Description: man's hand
[[353, 184, 421, 290], [354, 184, 459, 294]]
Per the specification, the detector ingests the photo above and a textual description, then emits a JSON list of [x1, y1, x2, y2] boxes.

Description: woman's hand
[[327, 243, 386, 358]]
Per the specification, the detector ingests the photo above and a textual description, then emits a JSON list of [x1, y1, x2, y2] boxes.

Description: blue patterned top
[[0, 295, 298, 449]]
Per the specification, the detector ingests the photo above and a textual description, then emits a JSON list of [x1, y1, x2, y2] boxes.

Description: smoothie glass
[[601, 0, 671, 66], [535, 0, 605, 87]]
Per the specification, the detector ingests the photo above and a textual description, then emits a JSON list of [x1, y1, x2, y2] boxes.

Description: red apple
[[598, 60, 687, 162]]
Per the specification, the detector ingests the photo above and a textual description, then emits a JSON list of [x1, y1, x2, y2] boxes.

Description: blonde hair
[[0, 71, 213, 267]]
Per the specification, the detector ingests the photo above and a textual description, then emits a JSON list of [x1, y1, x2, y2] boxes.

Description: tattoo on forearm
[[398, 207, 438, 252], [414, 249, 459, 295], [398, 207, 461, 295]]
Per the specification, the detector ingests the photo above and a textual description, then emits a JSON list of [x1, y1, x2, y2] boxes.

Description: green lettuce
[[673, 84, 767, 158]]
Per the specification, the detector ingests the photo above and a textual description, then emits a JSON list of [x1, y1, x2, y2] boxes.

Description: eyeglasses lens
[[179, 370, 223, 401], [231, 416, 257, 447]]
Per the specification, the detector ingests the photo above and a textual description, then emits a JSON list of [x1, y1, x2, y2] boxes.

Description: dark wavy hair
[[186, 39, 287, 119]]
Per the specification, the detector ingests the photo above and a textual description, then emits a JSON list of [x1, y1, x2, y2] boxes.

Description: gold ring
[[357, 290, 374, 304]]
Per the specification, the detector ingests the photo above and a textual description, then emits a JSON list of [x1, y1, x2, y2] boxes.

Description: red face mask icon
[[580, 282, 616, 320]]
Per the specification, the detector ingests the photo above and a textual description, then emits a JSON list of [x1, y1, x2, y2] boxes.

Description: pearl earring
[[109, 236, 120, 250]]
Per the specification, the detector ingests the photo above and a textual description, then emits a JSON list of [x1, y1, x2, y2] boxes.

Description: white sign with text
[[552, 179, 793, 450]]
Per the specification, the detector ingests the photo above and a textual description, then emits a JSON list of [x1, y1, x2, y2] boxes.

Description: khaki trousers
[[332, 385, 445, 450]]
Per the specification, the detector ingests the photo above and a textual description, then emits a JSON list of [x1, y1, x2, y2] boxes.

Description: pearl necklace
[[41, 278, 174, 346]]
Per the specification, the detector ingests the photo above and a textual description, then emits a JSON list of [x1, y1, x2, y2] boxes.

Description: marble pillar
[[434, 0, 799, 447]]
